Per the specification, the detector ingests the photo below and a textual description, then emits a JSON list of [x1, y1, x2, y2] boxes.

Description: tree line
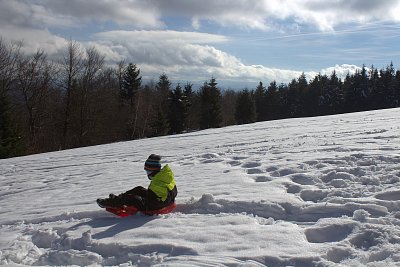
[[236, 64, 400, 124], [1, 38, 399, 158]]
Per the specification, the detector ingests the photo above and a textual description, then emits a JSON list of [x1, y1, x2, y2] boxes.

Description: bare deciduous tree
[[58, 40, 83, 149], [0, 39, 22, 96], [16, 50, 54, 151], [78, 46, 104, 145]]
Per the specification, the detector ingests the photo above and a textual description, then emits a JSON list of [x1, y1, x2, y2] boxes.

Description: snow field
[[1, 108, 400, 266]]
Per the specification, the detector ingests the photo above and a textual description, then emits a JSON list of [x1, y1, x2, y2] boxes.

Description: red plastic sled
[[105, 203, 176, 217]]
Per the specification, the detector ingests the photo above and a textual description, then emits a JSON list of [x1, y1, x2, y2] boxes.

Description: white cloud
[[94, 30, 229, 67], [44, 0, 162, 27], [0, 21, 300, 86], [95, 30, 228, 45], [0, 1, 76, 29], [0, 25, 67, 55], [154, 0, 273, 31], [291, 0, 400, 31], [0, 0, 162, 29], [152, 0, 400, 32], [320, 64, 362, 78], [91, 29, 306, 85]]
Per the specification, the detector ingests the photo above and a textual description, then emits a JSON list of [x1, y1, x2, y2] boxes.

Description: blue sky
[[1, 0, 399, 89]]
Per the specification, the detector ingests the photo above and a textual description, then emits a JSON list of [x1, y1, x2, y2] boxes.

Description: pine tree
[[119, 63, 142, 139], [151, 73, 171, 136], [368, 66, 382, 109], [276, 83, 289, 119], [156, 73, 171, 98], [155, 73, 171, 113], [320, 71, 344, 115], [235, 89, 256, 124], [199, 77, 222, 129], [120, 63, 141, 108], [297, 73, 309, 117], [221, 89, 237, 126], [306, 74, 324, 116], [265, 81, 279, 120], [395, 70, 400, 107], [168, 84, 186, 134], [183, 82, 195, 130], [151, 106, 169, 136], [287, 73, 308, 117], [381, 62, 396, 108], [254, 82, 266, 121], [345, 65, 369, 112]]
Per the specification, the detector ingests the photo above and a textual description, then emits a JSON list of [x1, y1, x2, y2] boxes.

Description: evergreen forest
[[1, 39, 400, 158]]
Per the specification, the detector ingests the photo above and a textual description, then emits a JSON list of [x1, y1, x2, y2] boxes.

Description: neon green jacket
[[148, 164, 176, 202]]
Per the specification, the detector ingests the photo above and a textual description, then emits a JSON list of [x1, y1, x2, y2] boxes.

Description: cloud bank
[[2, 0, 400, 31], [0, 0, 397, 87]]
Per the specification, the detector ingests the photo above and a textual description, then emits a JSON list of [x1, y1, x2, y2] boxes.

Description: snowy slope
[[1, 108, 400, 267]]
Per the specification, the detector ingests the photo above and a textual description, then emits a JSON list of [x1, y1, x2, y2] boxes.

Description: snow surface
[[1, 108, 400, 267]]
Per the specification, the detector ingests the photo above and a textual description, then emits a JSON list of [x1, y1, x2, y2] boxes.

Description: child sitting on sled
[[97, 154, 177, 212]]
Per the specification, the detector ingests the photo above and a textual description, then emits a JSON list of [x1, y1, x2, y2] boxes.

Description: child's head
[[144, 154, 161, 179]]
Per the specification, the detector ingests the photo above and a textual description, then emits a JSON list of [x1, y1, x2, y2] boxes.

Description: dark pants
[[105, 185, 177, 211], [112, 186, 147, 210]]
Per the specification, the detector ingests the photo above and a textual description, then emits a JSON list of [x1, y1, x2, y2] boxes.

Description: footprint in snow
[[305, 222, 355, 243], [253, 176, 272, 182], [246, 168, 264, 174], [241, 162, 261, 168], [349, 230, 383, 250], [374, 190, 400, 201], [290, 174, 316, 185]]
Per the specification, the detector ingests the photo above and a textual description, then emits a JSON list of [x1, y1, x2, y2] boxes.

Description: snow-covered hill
[[1, 108, 400, 267]]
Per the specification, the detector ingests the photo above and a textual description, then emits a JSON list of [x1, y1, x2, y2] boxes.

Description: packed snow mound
[[1, 108, 400, 266]]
